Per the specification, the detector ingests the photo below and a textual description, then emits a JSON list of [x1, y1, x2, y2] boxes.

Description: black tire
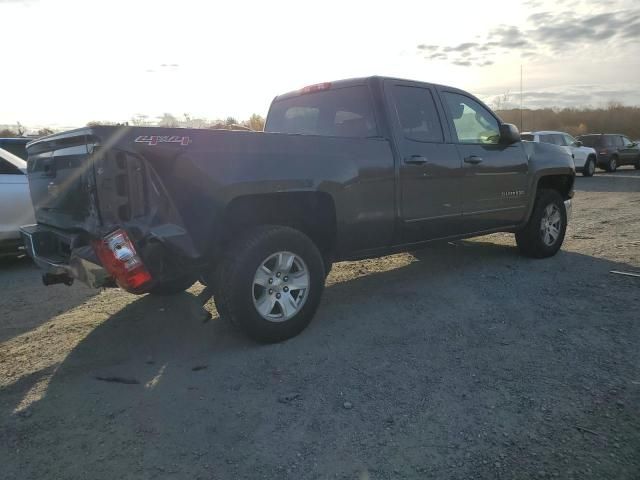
[[149, 275, 195, 295], [582, 156, 596, 177], [323, 254, 334, 278], [515, 189, 567, 258], [214, 225, 325, 343], [607, 155, 618, 172]]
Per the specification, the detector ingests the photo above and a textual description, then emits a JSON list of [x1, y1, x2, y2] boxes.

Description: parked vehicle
[[0, 138, 32, 160], [20, 76, 574, 342], [576, 134, 640, 172], [521, 131, 598, 177], [0, 147, 36, 256]]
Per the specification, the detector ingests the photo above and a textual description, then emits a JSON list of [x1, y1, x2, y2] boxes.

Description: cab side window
[[392, 86, 443, 143], [562, 134, 577, 146], [443, 92, 500, 144]]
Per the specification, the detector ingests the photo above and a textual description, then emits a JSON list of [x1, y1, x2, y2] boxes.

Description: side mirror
[[574, 140, 583, 147], [499, 123, 520, 144]]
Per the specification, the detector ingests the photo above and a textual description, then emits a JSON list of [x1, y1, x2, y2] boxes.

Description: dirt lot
[[1, 169, 639, 480]]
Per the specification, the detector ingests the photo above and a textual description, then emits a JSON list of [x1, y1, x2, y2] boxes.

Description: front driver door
[[440, 90, 529, 232], [384, 81, 464, 243]]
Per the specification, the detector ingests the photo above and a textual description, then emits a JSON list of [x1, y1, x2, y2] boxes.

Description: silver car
[[522, 131, 598, 177], [0, 147, 35, 256]]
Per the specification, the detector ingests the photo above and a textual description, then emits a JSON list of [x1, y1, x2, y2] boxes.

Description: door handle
[[405, 155, 428, 165], [464, 155, 483, 165]]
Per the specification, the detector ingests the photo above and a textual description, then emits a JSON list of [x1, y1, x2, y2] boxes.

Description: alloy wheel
[[252, 251, 310, 322], [540, 204, 562, 247]]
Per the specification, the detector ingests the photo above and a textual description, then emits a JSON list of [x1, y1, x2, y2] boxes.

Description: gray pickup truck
[[21, 76, 574, 342]]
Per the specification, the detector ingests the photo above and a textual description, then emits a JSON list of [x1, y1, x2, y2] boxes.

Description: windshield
[[265, 86, 378, 138]]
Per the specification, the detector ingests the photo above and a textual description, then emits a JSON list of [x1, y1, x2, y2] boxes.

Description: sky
[[1, 0, 639, 129]]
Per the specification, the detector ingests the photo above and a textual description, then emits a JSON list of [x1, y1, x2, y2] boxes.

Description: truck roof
[[273, 76, 460, 102]]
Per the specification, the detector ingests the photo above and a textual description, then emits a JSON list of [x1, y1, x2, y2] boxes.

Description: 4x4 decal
[[134, 135, 192, 146]]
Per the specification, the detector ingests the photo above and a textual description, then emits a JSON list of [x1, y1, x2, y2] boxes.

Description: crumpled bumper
[[20, 224, 112, 288]]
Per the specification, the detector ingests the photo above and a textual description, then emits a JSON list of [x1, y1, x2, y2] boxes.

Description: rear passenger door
[[439, 90, 529, 232], [384, 80, 464, 243]]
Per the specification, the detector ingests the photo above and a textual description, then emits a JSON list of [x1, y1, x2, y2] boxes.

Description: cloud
[[480, 84, 640, 109], [416, 1, 640, 67], [529, 9, 640, 49]]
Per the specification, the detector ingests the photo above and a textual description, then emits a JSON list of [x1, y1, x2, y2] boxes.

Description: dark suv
[[576, 134, 640, 172]]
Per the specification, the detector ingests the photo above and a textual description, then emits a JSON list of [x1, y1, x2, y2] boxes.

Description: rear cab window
[[265, 85, 378, 138]]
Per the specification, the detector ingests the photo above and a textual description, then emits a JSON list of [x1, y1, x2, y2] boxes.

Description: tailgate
[[26, 128, 100, 232]]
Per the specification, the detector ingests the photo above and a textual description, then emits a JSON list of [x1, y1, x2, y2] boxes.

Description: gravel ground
[[1, 169, 639, 480]]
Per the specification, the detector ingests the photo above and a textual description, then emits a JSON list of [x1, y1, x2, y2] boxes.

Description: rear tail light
[[93, 229, 152, 290], [599, 149, 609, 155]]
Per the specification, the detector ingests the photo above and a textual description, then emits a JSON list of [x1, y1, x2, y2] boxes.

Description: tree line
[[3, 104, 640, 140], [496, 104, 640, 139], [0, 114, 266, 138]]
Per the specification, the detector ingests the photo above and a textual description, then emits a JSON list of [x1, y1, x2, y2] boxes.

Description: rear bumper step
[[20, 224, 113, 288]]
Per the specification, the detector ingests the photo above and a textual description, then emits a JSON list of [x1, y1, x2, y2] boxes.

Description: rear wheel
[[214, 225, 325, 343], [583, 156, 596, 177], [607, 155, 618, 172], [515, 189, 567, 258]]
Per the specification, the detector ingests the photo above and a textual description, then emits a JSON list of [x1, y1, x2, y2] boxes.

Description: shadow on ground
[[1, 241, 639, 479], [0, 256, 99, 342]]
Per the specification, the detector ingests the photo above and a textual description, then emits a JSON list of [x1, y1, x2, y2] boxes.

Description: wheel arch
[[519, 171, 574, 229], [535, 173, 574, 201], [217, 191, 337, 258]]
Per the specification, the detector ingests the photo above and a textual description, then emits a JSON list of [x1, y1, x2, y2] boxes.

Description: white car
[[0, 147, 35, 256], [521, 131, 598, 177]]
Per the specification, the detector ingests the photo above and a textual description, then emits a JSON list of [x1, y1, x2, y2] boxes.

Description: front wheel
[[515, 189, 567, 258], [214, 226, 325, 343], [583, 157, 596, 177]]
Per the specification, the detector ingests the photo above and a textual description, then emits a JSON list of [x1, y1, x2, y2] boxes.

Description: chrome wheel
[[252, 251, 310, 322], [587, 159, 595, 176], [540, 204, 562, 246]]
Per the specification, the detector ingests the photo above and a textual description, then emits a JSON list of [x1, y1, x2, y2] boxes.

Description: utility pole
[[520, 64, 524, 131]]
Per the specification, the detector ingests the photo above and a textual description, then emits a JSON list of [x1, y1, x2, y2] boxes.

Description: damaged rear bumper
[[20, 224, 113, 288]]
